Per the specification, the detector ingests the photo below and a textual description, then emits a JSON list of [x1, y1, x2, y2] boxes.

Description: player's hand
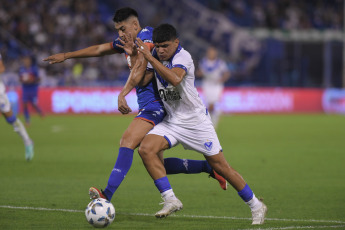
[[43, 53, 66, 64], [116, 33, 137, 56], [136, 38, 151, 60], [118, 95, 132, 114]]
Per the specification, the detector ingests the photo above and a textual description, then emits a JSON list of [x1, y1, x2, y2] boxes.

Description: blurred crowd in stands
[[0, 0, 343, 88], [0, 0, 128, 87], [197, 0, 344, 30]]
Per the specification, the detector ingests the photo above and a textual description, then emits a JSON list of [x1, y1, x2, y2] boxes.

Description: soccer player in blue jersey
[[44, 7, 227, 202], [19, 55, 44, 125], [0, 53, 34, 161]]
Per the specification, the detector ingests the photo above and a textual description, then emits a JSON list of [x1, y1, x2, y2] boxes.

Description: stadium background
[[1, 1, 345, 229], [0, 0, 344, 115]]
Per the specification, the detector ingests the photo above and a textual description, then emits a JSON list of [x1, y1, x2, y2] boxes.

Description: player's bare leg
[[204, 152, 245, 190], [138, 134, 168, 180], [90, 119, 154, 201], [205, 152, 267, 224], [138, 135, 183, 218]]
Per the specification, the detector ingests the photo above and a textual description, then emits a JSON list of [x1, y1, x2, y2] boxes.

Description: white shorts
[[202, 83, 223, 105], [148, 116, 222, 156], [0, 81, 11, 113]]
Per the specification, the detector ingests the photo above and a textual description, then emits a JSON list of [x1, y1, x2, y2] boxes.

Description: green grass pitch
[[0, 114, 344, 229]]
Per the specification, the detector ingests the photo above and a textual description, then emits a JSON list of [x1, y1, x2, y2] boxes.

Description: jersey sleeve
[[138, 27, 153, 43], [138, 27, 154, 51], [146, 61, 154, 72], [172, 51, 192, 74], [112, 38, 124, 53]]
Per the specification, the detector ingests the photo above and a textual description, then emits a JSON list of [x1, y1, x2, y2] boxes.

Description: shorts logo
[[204, 141, 213, 151]]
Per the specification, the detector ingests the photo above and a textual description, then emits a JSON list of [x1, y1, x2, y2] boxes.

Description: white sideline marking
[[242, 226, 345, 230], [1, 205, 345, 230], [123, 212, 345, 224], [0, 205, 82, 213]]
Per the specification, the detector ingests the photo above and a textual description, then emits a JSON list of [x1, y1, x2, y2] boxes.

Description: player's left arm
[[118, 41, 154, 114], [118, 70, 154, 114], [136, 38, 185, 86]]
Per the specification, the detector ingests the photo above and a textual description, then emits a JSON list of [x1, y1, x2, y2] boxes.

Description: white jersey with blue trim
[[148, 46, 207, 127], [199, 58, 228, 85]]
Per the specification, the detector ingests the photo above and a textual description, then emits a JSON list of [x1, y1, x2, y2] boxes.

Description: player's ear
[[174, 38, 179, 47], [133, 19, 139, 31]]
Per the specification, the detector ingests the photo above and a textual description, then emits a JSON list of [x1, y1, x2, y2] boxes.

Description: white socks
[[161, 189, 178, 201], [246, 194, 263, 212], [12, 118, 32, 146]]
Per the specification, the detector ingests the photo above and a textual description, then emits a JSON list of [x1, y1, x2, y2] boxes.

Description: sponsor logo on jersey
[[158, 88, 181, 101]]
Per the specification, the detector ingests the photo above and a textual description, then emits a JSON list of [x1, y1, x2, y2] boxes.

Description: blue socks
[[5, 114, 16, 124], [103, 156, 212, 200], [103, 147, 134, 201], [238, 184, 254, 202], [164, 158, 212, 174], [154, 176, 172, 193]]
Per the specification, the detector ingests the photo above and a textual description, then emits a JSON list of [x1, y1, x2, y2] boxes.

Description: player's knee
[[138, 144, 149, 158], [119, 135, 131, 148], [138, 143, 155, 159], [120, 131, 140, 149]]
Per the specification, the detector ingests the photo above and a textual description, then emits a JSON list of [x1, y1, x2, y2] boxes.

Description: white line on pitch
[[241, 225, 345, 230], [1, 205, 345, 225]]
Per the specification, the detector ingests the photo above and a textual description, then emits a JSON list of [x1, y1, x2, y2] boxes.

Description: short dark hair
[[113, 7, 138, 23], [152, 24, 178, 43]]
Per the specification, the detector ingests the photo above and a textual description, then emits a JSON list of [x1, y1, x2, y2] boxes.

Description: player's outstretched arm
[[43, 43, 117, 64]]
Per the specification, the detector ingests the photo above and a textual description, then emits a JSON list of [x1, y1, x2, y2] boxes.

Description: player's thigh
[[120, 118, 154, 149], [139, 134, 170, 157]]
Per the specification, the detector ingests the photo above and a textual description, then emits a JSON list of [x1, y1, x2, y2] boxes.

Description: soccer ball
[[85, 198, 115, 228]]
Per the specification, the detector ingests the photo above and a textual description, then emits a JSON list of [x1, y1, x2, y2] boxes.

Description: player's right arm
[[0, 54, 5, 74], [117, 59, 154, 115], [43, 42, 118, 64]]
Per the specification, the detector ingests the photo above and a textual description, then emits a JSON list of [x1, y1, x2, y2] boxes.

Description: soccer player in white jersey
[[0, 53, 34, 161], [197, 46, 230, 128], [135, 24, 267, 225]]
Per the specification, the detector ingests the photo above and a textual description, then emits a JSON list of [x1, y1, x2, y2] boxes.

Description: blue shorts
[[22, 89, 38, 103], [135, 100, 166, 126]]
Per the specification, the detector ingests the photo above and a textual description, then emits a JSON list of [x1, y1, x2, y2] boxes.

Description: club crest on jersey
[[204, 141, 213, 151]]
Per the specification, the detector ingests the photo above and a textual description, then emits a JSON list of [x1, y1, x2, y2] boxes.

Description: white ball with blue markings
[[85, 198, 115, 228]]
